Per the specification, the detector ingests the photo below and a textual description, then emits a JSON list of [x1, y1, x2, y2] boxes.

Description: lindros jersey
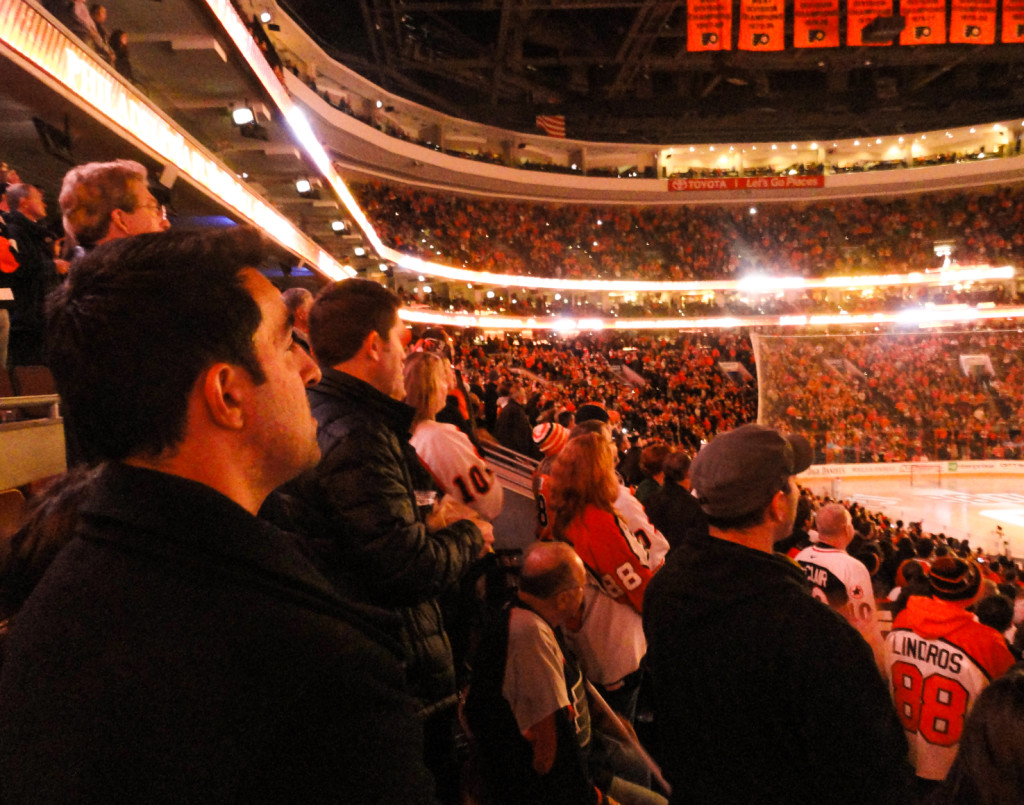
[[884, 595, 1014, 780]]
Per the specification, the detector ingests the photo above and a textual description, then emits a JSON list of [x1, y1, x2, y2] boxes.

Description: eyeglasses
[[134, 201, 167, 219]]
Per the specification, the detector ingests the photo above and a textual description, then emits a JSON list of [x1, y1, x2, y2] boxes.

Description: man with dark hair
[[284, 277, 491, 800], [3, 184, 65, 365], [0, 228, 437, 802], [306, 277, 401, 369], [59, 159, 168, 251], [643, 423, 913, 805], [644, 450, 706, 551]]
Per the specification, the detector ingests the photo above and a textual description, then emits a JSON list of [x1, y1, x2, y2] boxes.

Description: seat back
[[11, 365, 56, 396]]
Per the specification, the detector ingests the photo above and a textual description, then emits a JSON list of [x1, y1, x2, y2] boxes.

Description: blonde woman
[[405, 352, 503, 521], [548, 431, 654, 719]]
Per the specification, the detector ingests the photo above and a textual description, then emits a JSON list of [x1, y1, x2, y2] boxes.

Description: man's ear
[[200, 363, 246, 430], [107, 208, 130, 238], [767, 488, 789, 524], [363, 329, 384, 363]]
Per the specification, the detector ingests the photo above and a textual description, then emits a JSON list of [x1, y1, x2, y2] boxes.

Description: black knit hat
[[575, 403, 609, 424], [929, 557, 982, 602]]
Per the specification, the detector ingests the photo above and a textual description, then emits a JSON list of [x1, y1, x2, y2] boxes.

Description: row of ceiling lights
[[664, 124, 1018, 156]]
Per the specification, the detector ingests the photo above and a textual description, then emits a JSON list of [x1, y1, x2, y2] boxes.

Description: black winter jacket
[[0, 464, 438, 803], [287, 369, 484, 709], [643, 534, 912, 805]]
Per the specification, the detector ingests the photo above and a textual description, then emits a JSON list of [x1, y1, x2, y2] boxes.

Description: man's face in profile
[[241, 270, 322, 486], [120, 180, 170, 237]]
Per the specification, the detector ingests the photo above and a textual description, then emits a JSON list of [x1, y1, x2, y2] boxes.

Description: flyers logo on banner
[[738, 0, 784, 51], [899, 0, 946, 44], [848, 0, 894, 46], [950, 0, 996, 43], [1002, 0, 1024, 42], [687, 0, 732, 51], [794, 0, 840, 48]]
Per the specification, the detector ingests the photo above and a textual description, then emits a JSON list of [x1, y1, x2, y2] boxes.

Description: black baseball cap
[[690, 424, 813, 519]]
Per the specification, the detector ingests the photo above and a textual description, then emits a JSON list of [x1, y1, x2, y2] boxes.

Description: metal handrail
[[481, 441, 538, 498], [0, 394, 61, 420]]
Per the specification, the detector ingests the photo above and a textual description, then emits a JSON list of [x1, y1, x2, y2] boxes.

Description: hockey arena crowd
[[354, 179, 1024, 281], [1, 156, 1024, 804]]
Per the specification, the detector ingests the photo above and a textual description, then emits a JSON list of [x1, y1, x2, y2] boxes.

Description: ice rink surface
[[802, 474, 1024, 558]]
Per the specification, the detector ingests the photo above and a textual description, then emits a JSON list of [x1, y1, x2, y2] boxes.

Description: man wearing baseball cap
[[884, 555, 1014, 796], [643, 424, 912, 805]]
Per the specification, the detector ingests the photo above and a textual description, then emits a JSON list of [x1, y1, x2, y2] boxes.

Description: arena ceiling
[[284, 0, 1024, 144]]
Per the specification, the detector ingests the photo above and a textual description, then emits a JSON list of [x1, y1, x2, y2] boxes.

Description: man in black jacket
[[0, 228, 438, 802], [495, 382, 539, 457], [285, 278, 493, 800], [643, 424, 912, 805], [644, 450, 707, 551], [3, 183, 65, 365]]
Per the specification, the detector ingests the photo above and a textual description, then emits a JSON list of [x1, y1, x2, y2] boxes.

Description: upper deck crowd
[[354, 180, 1024, 281]]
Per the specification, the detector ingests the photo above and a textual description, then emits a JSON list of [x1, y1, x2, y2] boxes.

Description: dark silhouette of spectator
[[109, 29, 133, 81], [644, 450, 707, 550], [634, 443, 670, 507], [3, 184, 65, 365]]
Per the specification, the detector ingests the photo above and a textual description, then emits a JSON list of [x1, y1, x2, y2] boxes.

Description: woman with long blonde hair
[[405, 351, 503, 521], [547, 430, 654, 720]]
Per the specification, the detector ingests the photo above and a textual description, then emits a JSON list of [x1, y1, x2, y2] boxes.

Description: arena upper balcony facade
[[4, 0, 1024, 331], [249, 0, 1024, 329]]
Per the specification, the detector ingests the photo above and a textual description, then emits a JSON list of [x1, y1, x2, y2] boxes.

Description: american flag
[[535, 115, 566, 138]]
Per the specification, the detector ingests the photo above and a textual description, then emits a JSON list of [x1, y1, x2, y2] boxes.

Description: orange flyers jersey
[[560, 505, 654, 613]]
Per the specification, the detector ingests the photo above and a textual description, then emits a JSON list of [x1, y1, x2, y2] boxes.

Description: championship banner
[[847, 0, 894, 46], [793, 0, 840, 48], [899, 0, 946, 44], [668, 176, 825, 191], [950, 0, 996, 43], [738, 0, 784, 51], [1002, 0, 1024, 43], [687, 0, 732, 51]]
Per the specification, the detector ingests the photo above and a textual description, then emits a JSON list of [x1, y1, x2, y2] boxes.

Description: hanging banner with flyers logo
[[899, 0, 946, 44], [738, 0, 784, 51], [847, 0, 894, 46], [950, 0, 996, 43], [793, 0, 840, 48], [687, 0, 732, 51], [1002, 0, 1024, 43]]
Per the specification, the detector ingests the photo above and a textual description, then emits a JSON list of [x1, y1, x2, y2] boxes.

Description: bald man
[[464, 541, 665, 805], [797, 503, 884, 665]]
